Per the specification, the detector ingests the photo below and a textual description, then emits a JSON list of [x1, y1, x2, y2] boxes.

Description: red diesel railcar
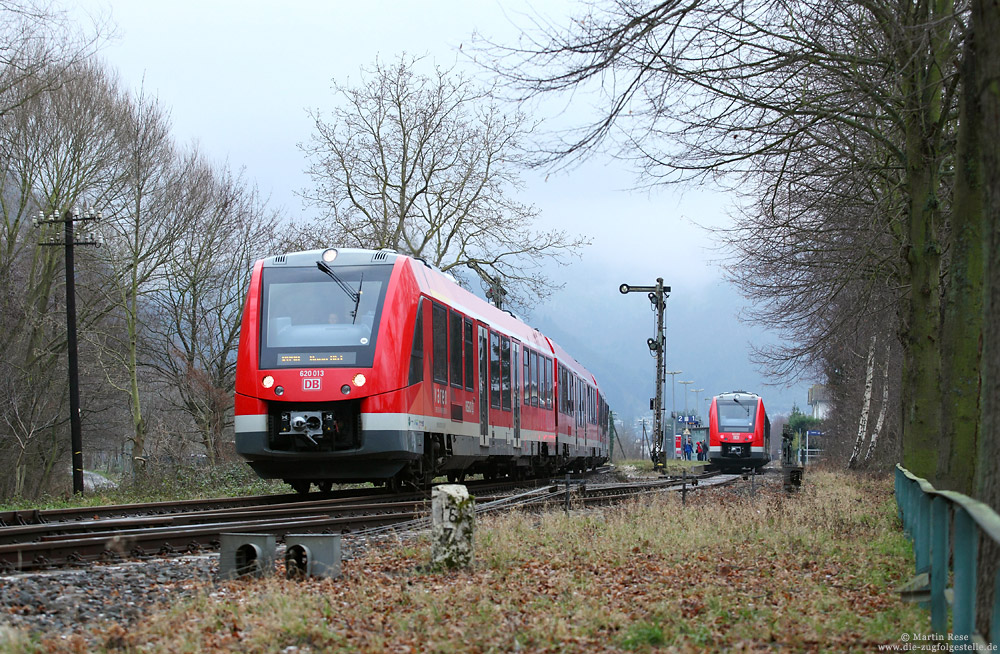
[[234, 248, 609, 492], [708, 391, 771, 471]]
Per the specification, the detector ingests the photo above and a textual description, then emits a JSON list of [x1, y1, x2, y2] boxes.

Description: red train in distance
[[234, 247, 610, 492], [708, 391, 771, 471]]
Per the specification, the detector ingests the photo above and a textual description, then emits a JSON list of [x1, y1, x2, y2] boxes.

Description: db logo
[[302, 378, 322, 391]]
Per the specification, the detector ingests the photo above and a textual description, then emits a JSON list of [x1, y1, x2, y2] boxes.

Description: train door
[[575, 377, 582, 449], [431, 303, 448, 418], [478, 325, 489, 447], [512, 340, 521, 449]]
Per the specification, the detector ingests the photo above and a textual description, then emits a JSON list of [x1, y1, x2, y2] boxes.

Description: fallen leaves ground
[[13, 469, 928, 653]]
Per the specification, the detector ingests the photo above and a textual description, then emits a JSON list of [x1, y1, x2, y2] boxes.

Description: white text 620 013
[[299, 370, 325, 377]]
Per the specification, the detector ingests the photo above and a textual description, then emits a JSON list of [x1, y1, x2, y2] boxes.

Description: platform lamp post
[[619, 278, 670, 469], [679, 380, 694, 423], [665, 370, 682, 458], [35, 206, 102, 495], [692, 388, 704, 421]]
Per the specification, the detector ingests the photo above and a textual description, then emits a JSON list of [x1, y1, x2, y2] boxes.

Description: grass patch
[[0, 463, 288, 511], [7, 469, 929, 653], [620, 621, 666, 649]]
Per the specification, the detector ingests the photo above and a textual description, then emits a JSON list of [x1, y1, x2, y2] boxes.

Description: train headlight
[[262, 375, 274, 389], [322, 248, 338, 263], [275, 386, 285, 396], [353, 373, 367, 387], [341, 384, 351, 395]]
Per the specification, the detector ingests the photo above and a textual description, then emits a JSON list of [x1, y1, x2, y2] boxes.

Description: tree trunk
[[14, 449, 26, 498], [128, 327, 146, 467], [865, 344, 892, 464], [939, 17, 985, 495], [127, 242, 146, 466], [972, 0, 1000, 636], [849, 337, 876, 469], [899, 1, 949, 482], [900, 156, 943, 479]]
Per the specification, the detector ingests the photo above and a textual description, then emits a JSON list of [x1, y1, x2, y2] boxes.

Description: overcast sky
[[71, 0, 815, 418]]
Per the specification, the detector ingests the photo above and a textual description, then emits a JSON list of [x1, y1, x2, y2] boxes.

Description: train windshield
[[716, 399, 758, 433], [258, 264, 393, 368]]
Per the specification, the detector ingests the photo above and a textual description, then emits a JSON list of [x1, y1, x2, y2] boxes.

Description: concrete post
[[431, 484, 475, 569]]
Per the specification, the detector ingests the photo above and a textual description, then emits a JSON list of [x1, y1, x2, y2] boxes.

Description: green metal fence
[[895, 464, 1000, 646]]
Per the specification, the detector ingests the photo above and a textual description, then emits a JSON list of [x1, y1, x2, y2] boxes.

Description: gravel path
[[0, 555, 217, 643]]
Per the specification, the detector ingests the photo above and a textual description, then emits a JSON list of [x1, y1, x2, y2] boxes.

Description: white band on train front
[[235, 414, 267, 433]]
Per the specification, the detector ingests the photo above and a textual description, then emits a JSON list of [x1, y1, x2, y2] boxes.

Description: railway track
[[0, 469, 736, 573]]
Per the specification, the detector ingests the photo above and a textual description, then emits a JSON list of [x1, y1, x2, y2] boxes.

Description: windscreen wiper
[[316, 261, 362, 322]]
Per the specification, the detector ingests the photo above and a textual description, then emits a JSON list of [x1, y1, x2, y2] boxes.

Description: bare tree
[[0, 363, 60, 496], [479, 0, 970, 485], [0, 1, 107, 119], [0, 59, 124, 496], [94, 85, 181, 469], [299, 53, 588, 311], [848, 337, 877, 468], [863, 342, 891, 464], [144, 153, 279, 463]]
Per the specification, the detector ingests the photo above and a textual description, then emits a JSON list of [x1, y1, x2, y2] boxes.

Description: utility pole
[[620, 278, 670, 469], [35, 207, 102, 495]]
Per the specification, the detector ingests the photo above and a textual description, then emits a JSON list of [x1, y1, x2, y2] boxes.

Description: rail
[[895, 464, 1000, 647]]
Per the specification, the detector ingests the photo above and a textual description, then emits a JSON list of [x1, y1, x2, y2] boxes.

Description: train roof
[[405, 255, 598, 385], [715, 391, 763, 403], [261, 247, 403, 268], [261, 248, 599, 386]]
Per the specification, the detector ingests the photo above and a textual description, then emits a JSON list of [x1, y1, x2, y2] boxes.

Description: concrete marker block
[[431, 484, 475, 569], [218, 533, 276, 580], [284, 533, 342, 579]]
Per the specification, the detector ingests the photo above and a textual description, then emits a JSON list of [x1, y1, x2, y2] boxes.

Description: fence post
[[930, 496, 949, 632], [915, 491, 930, 574], [952, 507, 978, 640]]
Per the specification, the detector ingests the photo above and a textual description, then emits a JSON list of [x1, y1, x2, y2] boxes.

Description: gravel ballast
[[0, 555, 217, 643]]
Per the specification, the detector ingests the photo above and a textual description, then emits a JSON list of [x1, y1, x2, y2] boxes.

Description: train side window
[[544, 358, 553, 410], [559, 366, 566, 413], [523, 350, 530, 405], [529, 351, 539, 407], [450, 310, 463, 388], [407, 300, 424, 385], [500, 335, 511, 411], [539, 357, 546, 409], [490, 331, 501, 409], [432, 303, 448, 384], [535, 353, 543, 408], [464, 320, 474, 392]]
